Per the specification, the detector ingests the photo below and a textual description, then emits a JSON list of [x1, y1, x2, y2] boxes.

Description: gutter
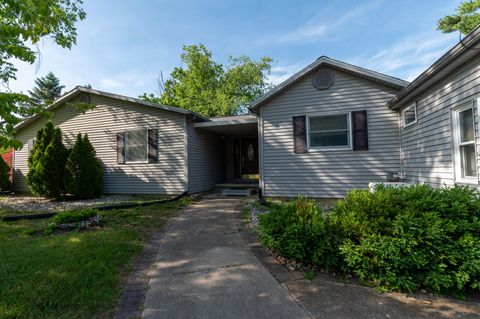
[[388, 26, 480, 110]]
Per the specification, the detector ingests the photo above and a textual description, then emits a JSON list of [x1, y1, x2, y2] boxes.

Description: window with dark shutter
[[148, 129, 158, 163], [352, 110, 368, 151], [117, 132, 125, 164], [293, 115, 307, 154]]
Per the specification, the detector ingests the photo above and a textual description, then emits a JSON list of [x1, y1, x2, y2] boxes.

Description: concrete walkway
[[142, 199, 309, 319]]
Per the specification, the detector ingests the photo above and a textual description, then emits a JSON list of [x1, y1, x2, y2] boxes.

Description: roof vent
[[77, 92, 91, 104], [312, 68, 334, 90]]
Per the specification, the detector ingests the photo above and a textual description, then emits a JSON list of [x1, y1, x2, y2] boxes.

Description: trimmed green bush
[[65, 133, 103, 199], [0, 155, 11, 191], [257, 185, 480, 296], [53, 208, 97, 224], [27, 122, 69, 197], [258, 197, 340, 269]]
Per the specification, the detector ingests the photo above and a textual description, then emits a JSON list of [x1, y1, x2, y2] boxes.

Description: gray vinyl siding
[[187, 124, 225, 193], [260, 67, 401, 198], [400, 55, 480, 187], [13, 95, 187, 194]]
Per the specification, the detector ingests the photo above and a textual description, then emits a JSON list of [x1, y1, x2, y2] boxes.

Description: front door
[[240, 137, 259, 179]]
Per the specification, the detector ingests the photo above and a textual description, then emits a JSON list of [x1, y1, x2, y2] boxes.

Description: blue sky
[[10, 0, 461, 97]]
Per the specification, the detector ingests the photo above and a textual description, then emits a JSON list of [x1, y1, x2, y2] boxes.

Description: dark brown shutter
[[117, 132, 125, 164], [148, 129, 158, 163], [293, 115, 307, 154], [352, 110, 368, 151]]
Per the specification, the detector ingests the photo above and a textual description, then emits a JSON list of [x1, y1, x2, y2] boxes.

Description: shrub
[[336, 185, 480, 295], [256, 185, 480, 296], [27, 122, 69, 198], [258, 197, 339, 268], [0, 155, 11, 191], [65, 133, 103, 199], [53, 208, 98, 224]]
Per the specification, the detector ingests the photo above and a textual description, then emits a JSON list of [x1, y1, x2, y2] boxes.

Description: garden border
[[2, 191, 188, 222]]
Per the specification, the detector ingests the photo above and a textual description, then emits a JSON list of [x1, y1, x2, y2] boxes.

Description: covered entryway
[[194, 115, 259, 190]]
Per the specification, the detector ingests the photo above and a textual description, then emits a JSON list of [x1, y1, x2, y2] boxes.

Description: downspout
[[258, 107, 265, 197], [184, 116, 189, 193], [397, 109, 404, 180]]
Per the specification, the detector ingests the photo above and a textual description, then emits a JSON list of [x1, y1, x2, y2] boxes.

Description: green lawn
[[0, 198, 190, 319]]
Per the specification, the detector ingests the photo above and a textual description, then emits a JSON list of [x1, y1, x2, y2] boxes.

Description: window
[[453, 104, 477, 183], [402, 103, 417, 127], [125, 130, 148, 163], [308, 113, 350, 149]]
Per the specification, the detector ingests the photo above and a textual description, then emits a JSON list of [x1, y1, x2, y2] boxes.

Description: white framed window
[[125, 129, 148, 163], [452, 102, 477, 183], [402, 102, 417, 127], [308, 113, 351, 150]]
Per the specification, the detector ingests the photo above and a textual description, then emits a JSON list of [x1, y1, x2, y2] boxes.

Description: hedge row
[[257, 185, 480, 296]]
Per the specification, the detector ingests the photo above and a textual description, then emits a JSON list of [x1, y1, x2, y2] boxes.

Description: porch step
[[215, 183, 258, 189], [222, 188, 255, 196]]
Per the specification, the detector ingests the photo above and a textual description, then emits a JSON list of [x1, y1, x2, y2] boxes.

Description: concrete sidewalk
[[142, 199, 309, 319]]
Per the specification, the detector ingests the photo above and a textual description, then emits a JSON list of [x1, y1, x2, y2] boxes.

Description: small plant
[[53, 208, 98, 224], [241, 206, 251, 224], [304, 268, 316, 281], [44, 223, 56, 236]]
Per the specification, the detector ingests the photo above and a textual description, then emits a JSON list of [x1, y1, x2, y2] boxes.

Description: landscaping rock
[[56, 215, 102, 230], [0, 194, 139, 213]]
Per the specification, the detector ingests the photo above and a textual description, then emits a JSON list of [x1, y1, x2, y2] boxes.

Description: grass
[[0, 198, 190, 319]]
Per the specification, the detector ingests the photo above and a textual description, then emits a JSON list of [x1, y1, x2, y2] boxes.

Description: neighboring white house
[[12, 25, 480, 198], [388, 26, 480, 188]]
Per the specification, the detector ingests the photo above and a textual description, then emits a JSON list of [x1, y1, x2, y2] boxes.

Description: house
[[12, 26, 480, 198], [388, 26, 480, 188], [249, 57, 408, 198]]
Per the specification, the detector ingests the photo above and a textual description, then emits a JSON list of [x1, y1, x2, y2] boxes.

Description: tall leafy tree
[[28, 72, 65, 106], [0, 0, 86, 149], [438, 0, 480, 34], [140, 44, 272, 117]]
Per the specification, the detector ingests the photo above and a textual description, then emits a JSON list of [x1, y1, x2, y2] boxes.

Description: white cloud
[[276, 1, 382, 44], [348, 31, 458, 81]]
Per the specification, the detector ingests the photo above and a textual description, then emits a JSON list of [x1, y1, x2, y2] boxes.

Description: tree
[[0, 0, 86, 149], [27, 122, 68, 198], [28, 72, 65, 106], [0, 155, 11, 191], [140, 44, 272, 117], [65, 133, 103, 198], [438, 0, 480, 34]]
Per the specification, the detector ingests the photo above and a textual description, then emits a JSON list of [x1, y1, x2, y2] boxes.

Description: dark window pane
[[126, 130, 147, 162], [461, 144, 477, 177], [404, 106, 416, 125], [459, 108, 474, 142], [310, 131, 349, 147], [310, 114, 347, 131]]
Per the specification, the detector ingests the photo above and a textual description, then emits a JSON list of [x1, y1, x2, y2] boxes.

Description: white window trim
[[307, 112, 352, 151], [452, 101, 478, 184], [402, 102, 417, 128], [125, 129, 149, 164]]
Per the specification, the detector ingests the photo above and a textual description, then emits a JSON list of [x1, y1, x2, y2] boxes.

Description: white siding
[[400, 55, 480, 187], [187, 124, 225, 193], [13, 95, 187, 194], [260, 67, 401, 198]]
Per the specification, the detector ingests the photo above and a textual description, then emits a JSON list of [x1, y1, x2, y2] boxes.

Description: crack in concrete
[[171, 262, 251, 276]]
